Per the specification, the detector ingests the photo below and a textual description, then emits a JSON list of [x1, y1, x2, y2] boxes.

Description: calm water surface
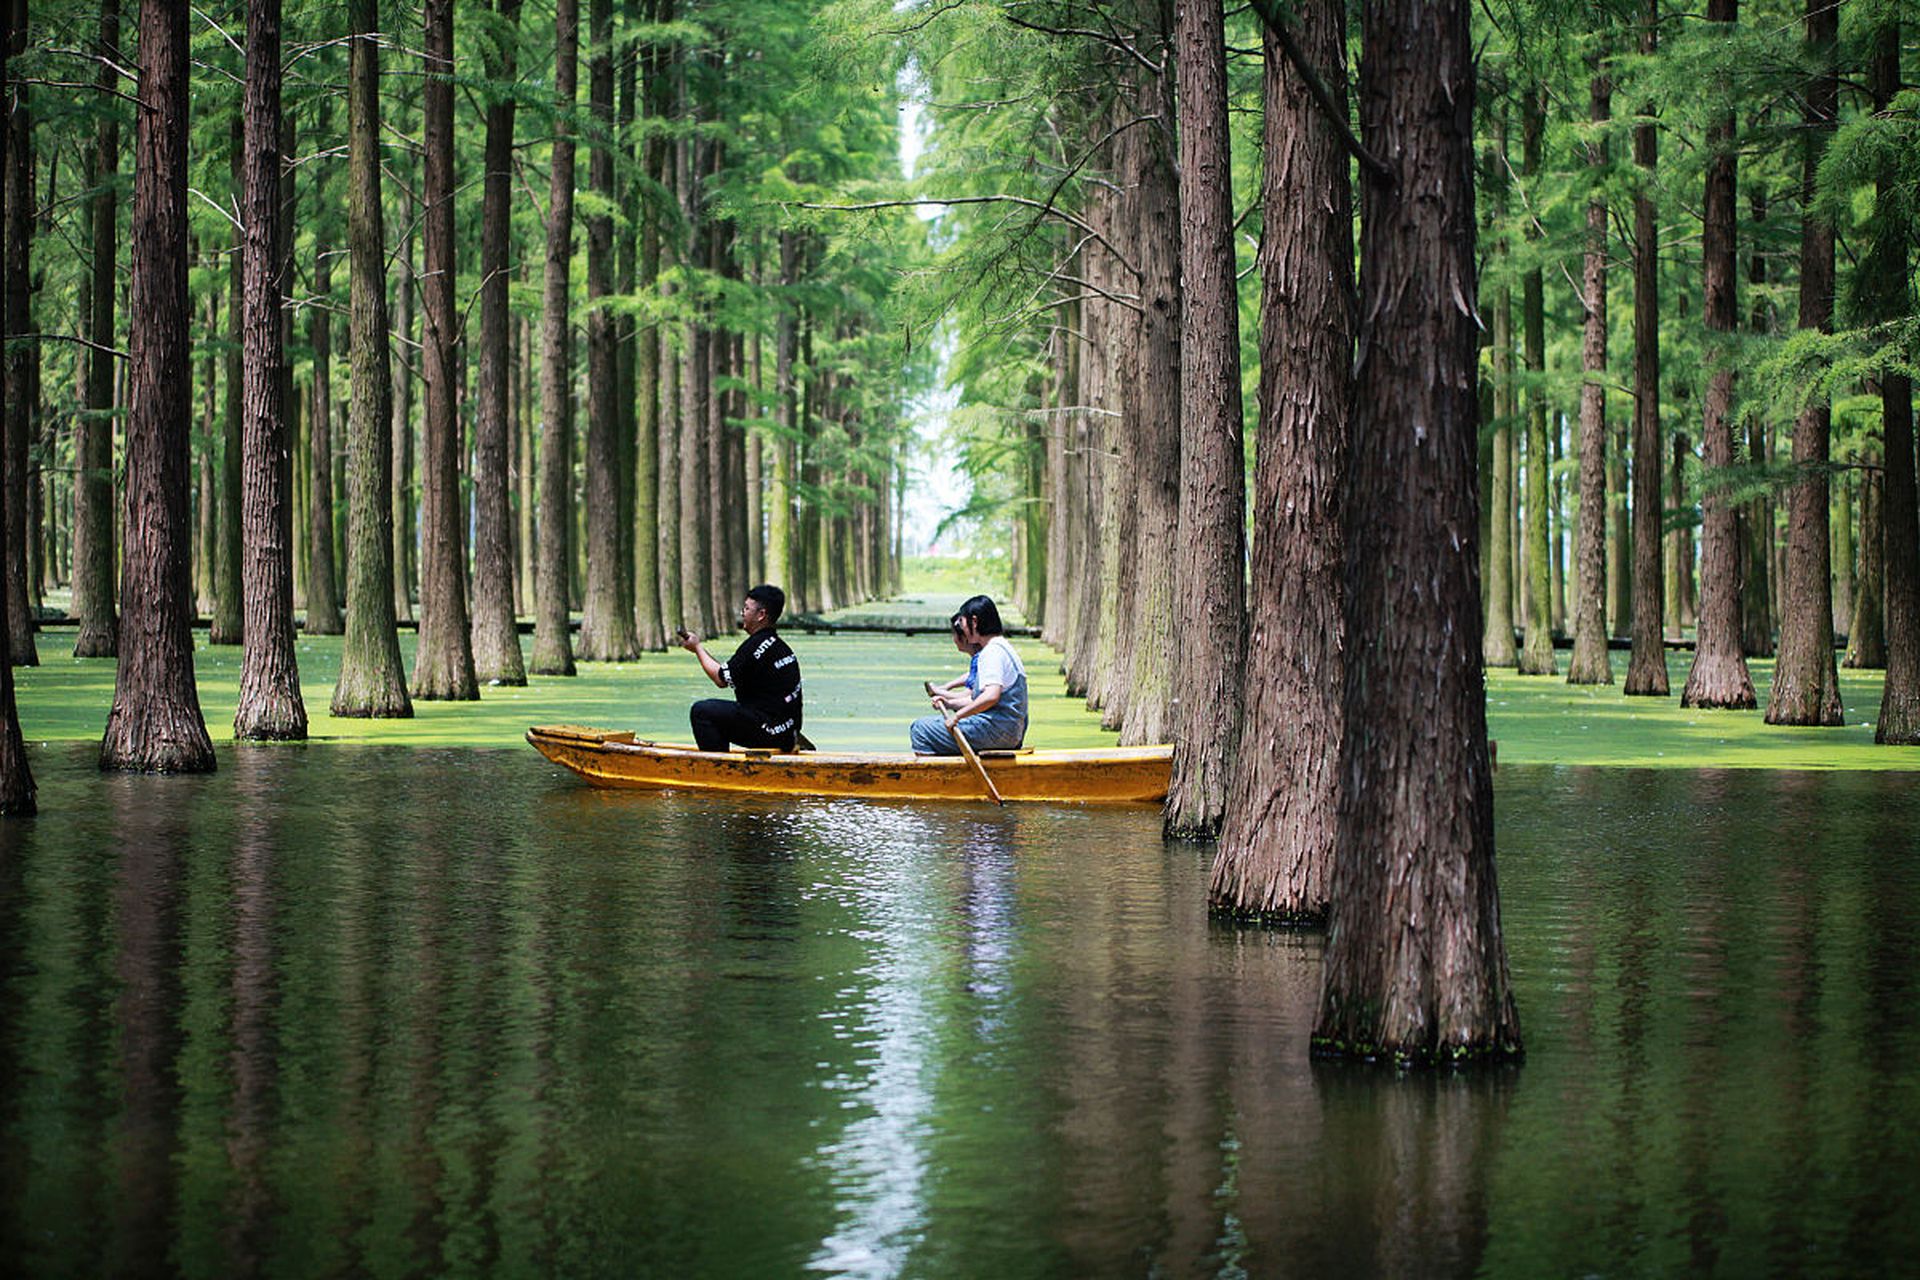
[[1, 747, 1916, 1278]]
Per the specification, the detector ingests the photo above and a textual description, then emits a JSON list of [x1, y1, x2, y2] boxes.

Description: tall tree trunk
[[471, 0, 526, 684], [532, 0, 579, 675], [100, 0, 215, 773], [412, 0, 478, 700], [578, 0, 636, 661], [1870, 15, 1918, 741], [391, 233, 414, 622], [768, 231, 797, 596], [72, 0, 120, 658], [212, 123, 245, 645], [1210, 0, 1352, 915], [1518, 87, 1554, 675], [629, 2, 666, 650], [306, 233, 341, 634], [516, 303, 533, 616], [1832, 471, 1853, 634], [1118, 45, 1181, 749], [1482, 111, 1517, 669], [1568, 62, 1613, 684], [3, 0, 35, 667], [196, 298, 215, 617], [1742, 189, 1775, 656], [1165, 0, 1245, 836], [1846, 461, 1883, 667], [1315, 0, 1520, 1066], [233, 0, 306, 741], [1765, 0, 1843, 726], [331, 0, 413, 718], [0, 0, 33, 809], [1682, 0, 1755, 708], [1622, 0, 1668, 695]]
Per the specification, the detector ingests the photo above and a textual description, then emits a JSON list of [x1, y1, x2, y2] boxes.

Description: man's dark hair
[[746, 583, 786, 623], [951, 594, 1003, 637]]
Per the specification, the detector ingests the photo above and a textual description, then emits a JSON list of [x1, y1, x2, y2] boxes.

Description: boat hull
[[526, 725, 1171, 804]]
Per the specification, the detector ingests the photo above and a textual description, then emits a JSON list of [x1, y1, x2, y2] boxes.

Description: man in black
[[679, 584, 804, 752]]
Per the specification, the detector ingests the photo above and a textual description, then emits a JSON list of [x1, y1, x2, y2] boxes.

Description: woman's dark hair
[[951, 595, 1003, 637], [746, 583, 785, 623]]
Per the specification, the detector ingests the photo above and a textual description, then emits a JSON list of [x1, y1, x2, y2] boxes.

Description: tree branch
[[1245, 0, 1393, 185], [799, 195, 1138, 280]]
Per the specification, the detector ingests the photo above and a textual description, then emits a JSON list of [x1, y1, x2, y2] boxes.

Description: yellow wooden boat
[[526, 724, 1171, 804]]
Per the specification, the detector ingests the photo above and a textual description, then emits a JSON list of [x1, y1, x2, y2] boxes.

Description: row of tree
[[873, 0, 1910, 1059], [0, 0, 935, 806]]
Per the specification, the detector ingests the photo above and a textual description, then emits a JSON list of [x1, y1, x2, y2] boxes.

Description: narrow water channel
[[1, 747, 1915, 1277]]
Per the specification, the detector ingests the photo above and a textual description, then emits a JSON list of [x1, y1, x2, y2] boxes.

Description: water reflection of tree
[[104, 774, 187, 1276]]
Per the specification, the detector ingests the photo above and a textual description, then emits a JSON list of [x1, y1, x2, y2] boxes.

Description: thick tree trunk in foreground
[[1165, 0, 1244, 836], [1568, 64, 1612, 684], [1517, 89, 1554, 676], [100, 0, 215, 773], [1622, 0, 1667, 696], [4, 0, 36, 668], [331, 0, 412, 719], [532, 0, 579, 675], [1682, 0, 1756, 709], [412, 0, 478, 701], [0, 3, 33, 809], [1314, 0, 1519, 1066], [1210, 0, 1351, 917], [471, 0, 526, 685], [1765, 0, 1842, 727], [233, 0, 306, 741], [578, 0, 637, 662]]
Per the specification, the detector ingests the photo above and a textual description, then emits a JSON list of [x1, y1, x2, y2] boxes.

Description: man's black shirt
[[722, 628, 802, 738]]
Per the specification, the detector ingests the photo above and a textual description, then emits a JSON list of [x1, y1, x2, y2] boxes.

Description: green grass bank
[[9, 603, 1916, 768]]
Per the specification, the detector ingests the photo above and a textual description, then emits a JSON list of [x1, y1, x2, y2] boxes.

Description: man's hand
[[676, 628, 700, 653]]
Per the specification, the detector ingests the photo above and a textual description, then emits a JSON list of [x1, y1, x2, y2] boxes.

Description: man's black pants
[[690, 699, 796, 753]]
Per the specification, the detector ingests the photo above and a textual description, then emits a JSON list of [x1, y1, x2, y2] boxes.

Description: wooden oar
[[947, 713, 1003, 805]]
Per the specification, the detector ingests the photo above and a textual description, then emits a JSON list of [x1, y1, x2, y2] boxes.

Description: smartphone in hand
[[677, 628, 695, 644]]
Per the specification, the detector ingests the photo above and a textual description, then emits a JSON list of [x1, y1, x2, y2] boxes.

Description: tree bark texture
[[233, 0, 306, 741], [100, 0, 215, 773], [1845, 462, 1883, 668], [471, 0, 526, 685], [1568, 64, 1612, 684], [0, 0, 32, 808], [1869, 15, 1918, 741], [1117, 44, 1182, 748], [412, 0, 478, 700], [1210, 0, 1352, 916], [391, 234, 414, 623], [212, 124, 245, 646], [629, 9, 666, 651], [1315, 0, 1521, 1066], [1765, 0, 1842, 727], [532, 0, 579, 675], [1517, 89, 1554, 676], [1682, 0, 1755, 709], [1482, 114, 1516, 668], [331, 0, 412, 719], [1879, 381, 1919, 740], [305, 240, 341, 634], [3, 0, 36, 667], [1164, 0, 1245, 836], [1742, 191, 1775, 657], [1622, 0, 1667, 696], [72, 0, 120, 658], [579, 0, 637, 661]]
